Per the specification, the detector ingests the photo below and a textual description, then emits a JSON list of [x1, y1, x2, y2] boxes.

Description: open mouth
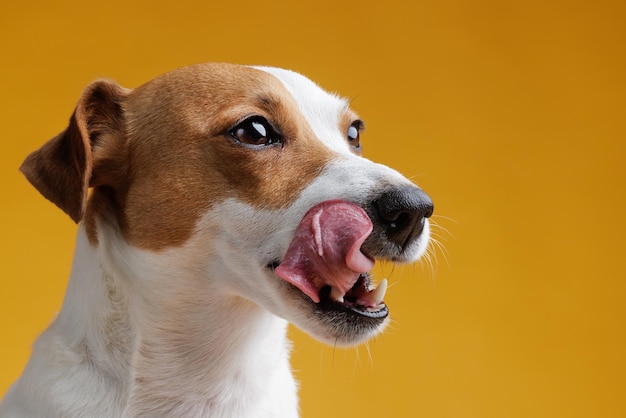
[[317, 273, 389, 319], [273, 200, 389, 319]]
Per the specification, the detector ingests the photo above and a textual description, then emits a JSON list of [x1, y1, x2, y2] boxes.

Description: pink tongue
[[274, 200, 374, 303]]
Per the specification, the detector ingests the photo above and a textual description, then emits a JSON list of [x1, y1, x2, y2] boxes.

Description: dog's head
[[20, 63, 433, 345]]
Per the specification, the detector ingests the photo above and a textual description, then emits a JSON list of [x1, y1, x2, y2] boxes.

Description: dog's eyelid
[[352, 119, 365, 131]]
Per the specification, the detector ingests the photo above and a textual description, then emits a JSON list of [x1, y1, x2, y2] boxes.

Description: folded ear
[[20, 80, 128, 223]]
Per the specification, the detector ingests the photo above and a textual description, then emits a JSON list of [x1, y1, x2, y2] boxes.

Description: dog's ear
[[20, 80, 128, 223]]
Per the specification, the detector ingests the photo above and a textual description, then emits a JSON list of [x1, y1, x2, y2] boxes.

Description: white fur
[[0, 66, 430, 417], [255, 66, 353, 155]]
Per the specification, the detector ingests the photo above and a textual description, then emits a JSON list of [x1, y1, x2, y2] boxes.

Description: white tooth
[[330, 286, 344, 303], [369, 279, 388, 305]]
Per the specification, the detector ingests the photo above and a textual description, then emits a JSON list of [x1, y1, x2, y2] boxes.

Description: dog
[[0, 63, 433, 417]]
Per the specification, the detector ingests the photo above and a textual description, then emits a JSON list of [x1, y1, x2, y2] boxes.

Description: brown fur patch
[[88, 64, 336, 250]]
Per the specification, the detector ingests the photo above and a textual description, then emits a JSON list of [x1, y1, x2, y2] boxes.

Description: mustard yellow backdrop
[[1, 0, 624, 417]]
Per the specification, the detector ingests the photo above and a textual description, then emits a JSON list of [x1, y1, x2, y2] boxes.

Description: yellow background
[[1, 0, 625, 417]]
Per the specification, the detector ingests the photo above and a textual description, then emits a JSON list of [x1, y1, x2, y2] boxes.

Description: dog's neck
[[53, 225, 297, 417]]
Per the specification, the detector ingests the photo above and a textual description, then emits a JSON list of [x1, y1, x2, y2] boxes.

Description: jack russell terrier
[[0, 63, 433, 417]]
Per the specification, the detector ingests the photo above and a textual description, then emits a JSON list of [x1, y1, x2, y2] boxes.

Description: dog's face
[[21, 63, 432, 345]]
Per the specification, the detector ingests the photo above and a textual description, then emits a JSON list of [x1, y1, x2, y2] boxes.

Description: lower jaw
[[316, 297, 389, 319]]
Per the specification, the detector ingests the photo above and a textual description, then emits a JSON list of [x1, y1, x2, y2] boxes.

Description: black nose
[[372, 186, 434, 249]]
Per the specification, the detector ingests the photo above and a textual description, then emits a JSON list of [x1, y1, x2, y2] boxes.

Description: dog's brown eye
[[347, 120, 363, 150], [229, 116, 282, 148]]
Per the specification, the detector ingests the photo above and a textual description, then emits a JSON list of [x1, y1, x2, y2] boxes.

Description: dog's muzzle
[[274, 185, 433, 323]]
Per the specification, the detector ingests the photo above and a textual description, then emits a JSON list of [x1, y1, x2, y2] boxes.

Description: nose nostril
[[371, 186, 434, 250], [388, 212, 410, 231]]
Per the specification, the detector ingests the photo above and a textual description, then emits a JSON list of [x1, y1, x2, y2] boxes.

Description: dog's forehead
[[128, 64, 355, 154], [253, 66, 356, 155]]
